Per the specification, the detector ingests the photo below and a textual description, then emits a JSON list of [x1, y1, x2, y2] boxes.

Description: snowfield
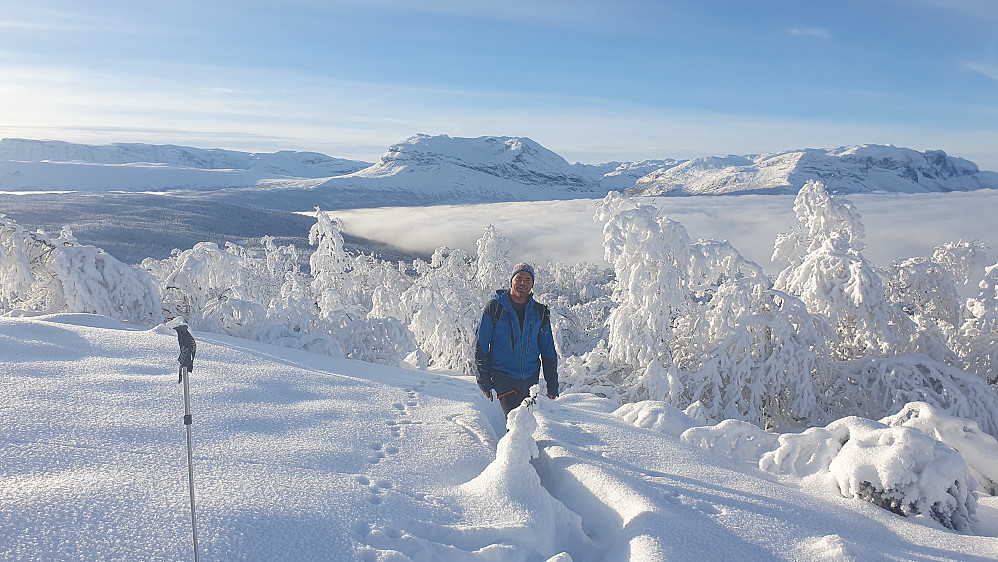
[[2, 314, 997, 561]]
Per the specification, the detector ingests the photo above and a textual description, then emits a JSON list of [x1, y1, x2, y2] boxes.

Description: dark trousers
[[493, 371, 539, 418]]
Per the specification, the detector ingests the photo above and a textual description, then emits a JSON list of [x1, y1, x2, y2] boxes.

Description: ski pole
[[173, 322, 200, 562]]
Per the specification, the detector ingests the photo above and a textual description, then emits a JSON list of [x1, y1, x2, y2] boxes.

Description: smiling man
[[475, 262, 560, 418]]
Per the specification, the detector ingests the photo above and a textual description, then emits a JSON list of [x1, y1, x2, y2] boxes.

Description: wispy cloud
[[3, 58, 998, 171], [790, 27, 830, 40], [962, 61, 998, 82]]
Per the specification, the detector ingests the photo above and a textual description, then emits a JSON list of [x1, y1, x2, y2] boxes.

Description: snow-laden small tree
[[883, 256, 963, 365], [595, 191, 691, 401], [684, 286, 836, 430], [773, 179, 866, 266], [931, 240, 989, 288], [0, 217, 161, 324], [774, 182, 916, 360], [0, 215, 39, 310], [48, 242, 163, 325], [884, 257, 962, 328], [399, 247, 481, 372], [161, 241, 254, 324], [369, 260, 414, 321], [828, 354, 998, 437], [534, 261, 614, 360], [474, 223, 511, 294], [961, 262, 998, 385], [308, 209, 358, 319], [881, 401, 998, 496]]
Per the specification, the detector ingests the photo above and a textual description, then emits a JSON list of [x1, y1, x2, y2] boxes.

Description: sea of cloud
[[329, 189, 998, 287]]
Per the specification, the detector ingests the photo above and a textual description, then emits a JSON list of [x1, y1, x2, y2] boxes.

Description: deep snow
[[2, 314, 997, 561]]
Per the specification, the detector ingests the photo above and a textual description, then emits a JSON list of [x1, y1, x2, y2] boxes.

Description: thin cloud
[[790, 27, 830, 40], [962, 61, 998, 82]]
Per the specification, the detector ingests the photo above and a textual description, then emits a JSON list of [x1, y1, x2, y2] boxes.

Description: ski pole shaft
[[181, 365, 200, 562]]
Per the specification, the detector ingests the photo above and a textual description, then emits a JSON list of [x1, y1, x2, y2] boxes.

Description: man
[[475, 262, 559, 417]]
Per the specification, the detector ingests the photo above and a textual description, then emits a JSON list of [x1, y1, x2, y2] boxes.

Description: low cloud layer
[[332, 191, 998, 289]]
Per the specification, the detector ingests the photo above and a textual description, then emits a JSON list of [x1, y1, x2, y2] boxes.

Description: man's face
[[510, 271, 534, 301]]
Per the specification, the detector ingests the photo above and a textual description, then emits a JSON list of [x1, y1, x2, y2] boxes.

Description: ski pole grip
[[173, 324, 197, 373]]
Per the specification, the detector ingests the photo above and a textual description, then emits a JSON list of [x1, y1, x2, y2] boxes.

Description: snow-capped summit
[[366, 134, 597, 188], [303, 134, 609, 205], [626, 145, 998, 196]]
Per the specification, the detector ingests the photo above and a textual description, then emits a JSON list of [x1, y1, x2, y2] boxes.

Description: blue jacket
[[475, 289, 559, 397]]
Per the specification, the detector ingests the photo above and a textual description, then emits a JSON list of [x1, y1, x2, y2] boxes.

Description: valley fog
[[329, 189, 998, 286]]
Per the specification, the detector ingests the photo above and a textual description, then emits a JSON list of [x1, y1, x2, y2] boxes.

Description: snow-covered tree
[[684, 286, 835, 430], [595, 191, 691, 401], [883, 256, 963, 365], [534, 260, 614, 360], [48, 243, 162, 325], [399, 247, 481, 372], [0, 215, 40, 310], [0, 217, 160, 324], [474, 223, 511, 294], [773, 179, 866, 266], [161, 241, 253, 324], [760, 415, 978, 532], [828, 354, 998, 436], [931, 240, 989, 288], [961, 262, 998, 384], [774, 181, 916, 360], [308, 209, 357, 318]]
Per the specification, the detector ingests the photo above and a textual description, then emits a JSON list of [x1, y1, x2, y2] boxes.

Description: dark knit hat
[[510, 262, 535, 284]]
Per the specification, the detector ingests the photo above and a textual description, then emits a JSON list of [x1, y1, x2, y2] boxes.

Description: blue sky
[[2, 0, 997, 169]]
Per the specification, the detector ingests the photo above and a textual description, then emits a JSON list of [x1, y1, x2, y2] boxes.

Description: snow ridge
[[0, 138, 371, 191], [627, 145, 998, 196], [2, 136, 995, 199]]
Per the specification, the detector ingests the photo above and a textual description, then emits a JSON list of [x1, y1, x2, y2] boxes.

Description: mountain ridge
[[2, 135, 995, 201]]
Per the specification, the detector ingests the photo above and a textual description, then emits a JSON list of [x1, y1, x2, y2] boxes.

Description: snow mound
[[881, 402, 998, 496], [681, 419, 780, 463], [761, 416, 978, 531], [800, 534, 876, 562], [612, 400, 702, 437], [445, 387, 591, 559]]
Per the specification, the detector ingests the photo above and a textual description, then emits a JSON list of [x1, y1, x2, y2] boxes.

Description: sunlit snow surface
[[3, 314, 997, 561]]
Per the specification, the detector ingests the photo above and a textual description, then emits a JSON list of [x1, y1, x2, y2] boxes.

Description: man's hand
[[547, 394, 557, 400], [483, 389, 495, 401]]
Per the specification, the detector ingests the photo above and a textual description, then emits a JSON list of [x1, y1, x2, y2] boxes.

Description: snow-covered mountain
[[2, 136, 995, 202], [305, 134, 608, 204], [626, 145, 998, 196], [0, 138, 371, 191]]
